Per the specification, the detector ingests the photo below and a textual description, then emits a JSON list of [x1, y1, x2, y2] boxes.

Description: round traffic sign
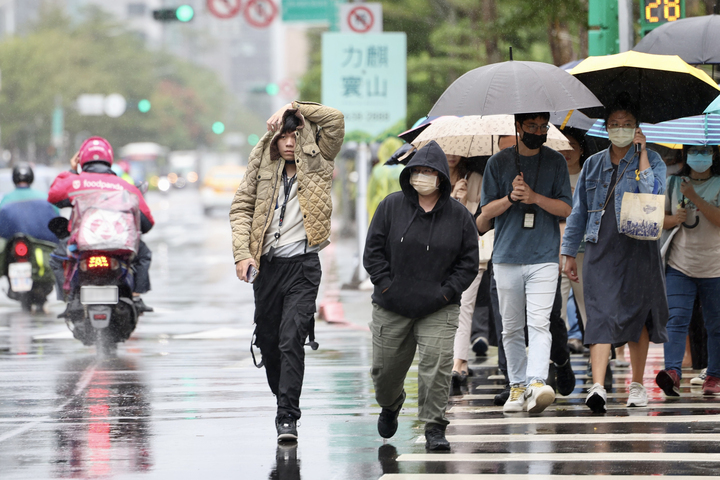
[[207, 0, 243, 19], [347, 6, 374, 33], [244, 0, 277, 28]]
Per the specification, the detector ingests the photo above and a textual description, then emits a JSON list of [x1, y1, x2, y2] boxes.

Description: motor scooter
[[2, 233, 56, 311]]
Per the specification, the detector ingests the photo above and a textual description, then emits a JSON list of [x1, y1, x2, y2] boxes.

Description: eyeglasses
[[411, 167, 437, 175], [606, 123, 636, 129], [689, 147, 713, 156], [522, 123, 550, 134]]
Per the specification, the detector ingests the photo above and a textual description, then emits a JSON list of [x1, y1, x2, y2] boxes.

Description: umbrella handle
[[683, 217, 700, 229]]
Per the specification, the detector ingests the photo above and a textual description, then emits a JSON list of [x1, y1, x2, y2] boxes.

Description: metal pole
[[618, 0, 633, 52], [355, 142, 369, 282]]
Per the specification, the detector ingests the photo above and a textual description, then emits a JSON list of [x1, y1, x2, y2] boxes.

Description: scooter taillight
[[79, 256, 120, 272], [14, 241, 28, 257]]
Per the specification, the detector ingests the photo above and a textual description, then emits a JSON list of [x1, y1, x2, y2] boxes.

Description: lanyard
[[277, 171, 296, 229]]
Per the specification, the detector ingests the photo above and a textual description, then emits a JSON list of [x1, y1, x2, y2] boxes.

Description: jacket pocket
[[302, 143, 324, 172]]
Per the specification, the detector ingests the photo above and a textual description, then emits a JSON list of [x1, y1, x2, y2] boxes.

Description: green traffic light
[[138, 99, 151, 113], [212, 122, 225, 135], [265, 83, 280, 96], [176, 5, 194, 22]]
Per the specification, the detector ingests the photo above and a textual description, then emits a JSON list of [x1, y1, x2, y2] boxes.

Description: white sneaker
[[627, 382, 648, 407], [585, 383, 607, 413], [691, 368, 707, 386], [526, 381, 555, 414], [502, 385, 527, 413]]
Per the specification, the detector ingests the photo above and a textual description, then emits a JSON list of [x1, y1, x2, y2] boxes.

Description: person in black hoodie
[[363, 140, 478, 451]]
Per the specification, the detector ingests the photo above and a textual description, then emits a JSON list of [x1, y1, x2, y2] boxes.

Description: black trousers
[[492, 272, 569, 382], [253, 252, 321, 420]]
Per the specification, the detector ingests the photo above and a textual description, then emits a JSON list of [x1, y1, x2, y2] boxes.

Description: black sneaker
[[133, 296, 154, 313], [378, 391, 405, 439], [555, 359, 576, 396], [425, 425, 450, 451], [275, 414, 298, 442], [494, 383, 511, 406]]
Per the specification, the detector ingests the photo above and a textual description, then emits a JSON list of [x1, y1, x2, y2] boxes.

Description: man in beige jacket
[[230, 101, 344, 442]]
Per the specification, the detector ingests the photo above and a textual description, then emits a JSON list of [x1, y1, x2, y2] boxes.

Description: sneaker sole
[[585, 392, 607, 413], [702, 389, 720, 395], [655, 371, 680, 397], [277, 433, 298, 442], [527, 389, 555, 414], [502, 402, 525, 413], [691, 378, 705, 385], [627, 399, 648, 407]]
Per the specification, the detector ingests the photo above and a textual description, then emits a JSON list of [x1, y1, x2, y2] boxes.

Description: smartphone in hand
[[247, 265, 259, 284]]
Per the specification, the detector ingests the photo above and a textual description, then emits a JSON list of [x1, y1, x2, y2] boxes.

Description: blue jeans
[[664, 266, 720, 379]]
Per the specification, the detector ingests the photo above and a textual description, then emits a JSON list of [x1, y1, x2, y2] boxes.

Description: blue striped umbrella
[[587, 115, 720, 146]]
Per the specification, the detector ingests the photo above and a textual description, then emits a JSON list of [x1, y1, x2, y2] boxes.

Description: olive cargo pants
[[370, 303, 460, 427]]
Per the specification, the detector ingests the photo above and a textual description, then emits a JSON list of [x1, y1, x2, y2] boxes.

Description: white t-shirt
[[262, 175, 316, 257], [666, 175, 720, 278]]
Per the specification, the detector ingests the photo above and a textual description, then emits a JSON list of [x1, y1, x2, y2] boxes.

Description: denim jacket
[[561, 147, 666, 257]]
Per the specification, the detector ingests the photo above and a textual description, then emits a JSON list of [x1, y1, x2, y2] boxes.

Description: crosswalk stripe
[[448, 402, 720, 414], [414, 433, 720, 443], [380, 475, 714, 479], [397, 452, 720, 462], [449, 413, 720, 426]]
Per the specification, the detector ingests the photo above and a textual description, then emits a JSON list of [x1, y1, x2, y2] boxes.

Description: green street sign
[[322, 33, 406, 137], [282, 0, 344, 24]]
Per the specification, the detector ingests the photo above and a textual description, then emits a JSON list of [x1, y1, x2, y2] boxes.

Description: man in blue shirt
[[480, 112, 573, 414], [0, 164, 59, 243]]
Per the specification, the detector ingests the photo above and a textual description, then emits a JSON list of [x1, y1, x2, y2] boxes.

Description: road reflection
[[53, 356, 152, 477], [269, 444, 301, 480]]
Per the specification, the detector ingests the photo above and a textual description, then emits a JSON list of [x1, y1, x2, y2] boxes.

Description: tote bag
[[478, 229, 494, 264], [619, 192, 665, 241]]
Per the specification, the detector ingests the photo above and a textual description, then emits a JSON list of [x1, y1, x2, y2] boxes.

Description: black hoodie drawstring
[[399, 210, 418, 243], [427, 212, 436, 251]]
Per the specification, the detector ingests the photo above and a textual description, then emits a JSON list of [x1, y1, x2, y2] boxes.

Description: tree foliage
[[0, 6, 263, 162], [300, 0, 588, 130]]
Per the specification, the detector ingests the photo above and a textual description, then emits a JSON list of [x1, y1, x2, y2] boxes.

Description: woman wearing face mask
[[561, 93, 668, 413], [656, 145, 720, 397], [363, 140, 478, 451]]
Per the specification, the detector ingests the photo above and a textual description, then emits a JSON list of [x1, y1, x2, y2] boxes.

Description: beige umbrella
[[412, 115, 572, 157]]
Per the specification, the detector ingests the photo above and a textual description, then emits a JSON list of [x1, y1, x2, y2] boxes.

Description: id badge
[[522, 212, 536, 229]]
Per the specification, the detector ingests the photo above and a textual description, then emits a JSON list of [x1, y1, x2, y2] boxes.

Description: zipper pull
[[635, 169, 640, 181]]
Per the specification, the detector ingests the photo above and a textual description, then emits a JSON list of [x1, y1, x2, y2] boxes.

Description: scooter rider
[[47, 137, 155, 313], [0, 163, 59, 243]]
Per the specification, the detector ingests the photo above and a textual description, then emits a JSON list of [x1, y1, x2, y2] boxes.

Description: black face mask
[[521, 132, 547, 150]]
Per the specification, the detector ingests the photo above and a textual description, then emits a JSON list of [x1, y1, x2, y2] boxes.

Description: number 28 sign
[[641, 0, 684, 29]]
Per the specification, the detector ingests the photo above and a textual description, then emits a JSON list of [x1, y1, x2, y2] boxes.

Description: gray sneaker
[[585, 383, 607, 413], [627, 382, 648, 407], [502, 385, 527, 413], [691, 368, 707, 386]]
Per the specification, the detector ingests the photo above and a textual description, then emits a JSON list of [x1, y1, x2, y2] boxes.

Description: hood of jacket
[[399, 140, 451, 211], [82, 162, 117, 176]]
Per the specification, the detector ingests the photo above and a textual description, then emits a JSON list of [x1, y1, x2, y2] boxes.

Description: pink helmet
[[78, 136, 114, 167]]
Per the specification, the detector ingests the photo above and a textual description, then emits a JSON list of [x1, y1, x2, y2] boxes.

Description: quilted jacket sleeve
[[229, 136, 268, 263], [294, 101, 345, 161]]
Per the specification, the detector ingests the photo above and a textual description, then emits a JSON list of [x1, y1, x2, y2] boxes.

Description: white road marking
[[415, 433, 720, 443], [397, 452, 720, 462], [32, 330, 74, 340], [172, 328, 253, 339], [450, 414, 720, 426], [380, 475, 716, 480], [449, 403, 720, 414]]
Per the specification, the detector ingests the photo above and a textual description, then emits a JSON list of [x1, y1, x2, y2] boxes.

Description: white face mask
[[607, 127, 635, 148], [410, 172, 438, 196]]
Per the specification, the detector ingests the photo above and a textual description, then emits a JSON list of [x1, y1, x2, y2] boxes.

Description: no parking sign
[[339, 3, 382, 33]]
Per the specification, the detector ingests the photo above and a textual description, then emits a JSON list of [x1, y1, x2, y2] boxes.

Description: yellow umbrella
[[411, 115, 572, 157], [570, 51, 720, 123]]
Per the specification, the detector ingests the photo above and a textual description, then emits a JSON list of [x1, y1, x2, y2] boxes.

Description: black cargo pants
[[252, 252, 321, 420]]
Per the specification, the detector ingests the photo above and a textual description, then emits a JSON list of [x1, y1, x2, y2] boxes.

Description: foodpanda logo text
[[83, 179, 124, 191]]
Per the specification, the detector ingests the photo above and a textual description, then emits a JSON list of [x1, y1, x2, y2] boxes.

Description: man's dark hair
[[280, 114, 301, 135], [514, 112, 550, 125], [604, 91, 640, 129]]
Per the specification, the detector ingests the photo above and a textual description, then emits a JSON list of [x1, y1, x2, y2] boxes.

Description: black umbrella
[[633, 14, 720, 66], [428, 60, 602, 117]]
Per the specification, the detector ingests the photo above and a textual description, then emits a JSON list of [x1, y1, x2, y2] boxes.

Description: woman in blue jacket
[[561, 94, 668, 413]]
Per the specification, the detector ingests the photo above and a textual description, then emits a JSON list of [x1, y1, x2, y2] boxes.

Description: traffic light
[[153, 5, 194, 22], [588, 0, 619, 55], [212, 122, 226, 135], [265, 83, 280, 96], [138, 99, 151, 113]]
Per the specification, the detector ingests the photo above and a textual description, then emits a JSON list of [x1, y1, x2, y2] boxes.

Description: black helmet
[[12, 164, 34, 186]]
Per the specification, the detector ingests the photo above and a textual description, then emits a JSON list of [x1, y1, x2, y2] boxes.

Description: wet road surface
[[1, 189, 720, 479]]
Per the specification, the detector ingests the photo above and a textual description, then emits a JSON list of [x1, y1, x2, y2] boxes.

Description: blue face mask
[[687, 152, 714, 173]]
